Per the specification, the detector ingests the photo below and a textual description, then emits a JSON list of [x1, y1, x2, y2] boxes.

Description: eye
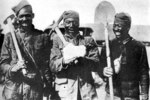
[[18, 14, 32, 19], [73, 21, 79, 26], [65, 20, 79, 26], [65, 20, 71, 24], [25, 14, 32, 18]]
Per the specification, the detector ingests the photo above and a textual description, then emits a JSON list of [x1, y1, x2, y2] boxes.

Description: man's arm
[[0, 33, 17, 79], [0, 33, 28, 82], [49, 34, 65, 73], [139, 46, 149, 100], [83, 37, 100, 71]]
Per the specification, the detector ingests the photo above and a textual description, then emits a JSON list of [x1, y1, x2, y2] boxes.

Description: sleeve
[[43, 34, 53, 83], [37, 33, 51, 74], [41, 33, 56, 95], [36, 33, 50, 69], [0, 34, 15, 79], [49, 34, 64, 73], [139, 46, 149, 95], [99, 44, 107, 79], [82, 37, 100, 71]]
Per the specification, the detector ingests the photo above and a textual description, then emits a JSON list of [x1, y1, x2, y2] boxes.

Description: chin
[[116, 36, 121, 39]]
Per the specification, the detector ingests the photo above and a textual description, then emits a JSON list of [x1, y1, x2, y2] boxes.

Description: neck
[[66, 31, 78, 39], [20, 25, 32, 33], [118, 34, 131, 44], [19, 28, 32, 39]]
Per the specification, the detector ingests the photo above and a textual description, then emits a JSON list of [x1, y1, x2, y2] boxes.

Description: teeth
[[115, 32, 120, 35]]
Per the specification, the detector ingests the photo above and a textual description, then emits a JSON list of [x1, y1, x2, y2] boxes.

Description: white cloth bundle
[[114, 57, 121, 74], [63, 43, 86, 62]]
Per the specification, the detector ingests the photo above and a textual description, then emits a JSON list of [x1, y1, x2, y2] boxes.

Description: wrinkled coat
[[100, 37, 149, 99], [50, 33, 99, 100], [0, 27, 50, 100]]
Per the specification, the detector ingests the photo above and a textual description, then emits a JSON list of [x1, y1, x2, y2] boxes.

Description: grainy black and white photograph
[[0, 0, 150, 100]]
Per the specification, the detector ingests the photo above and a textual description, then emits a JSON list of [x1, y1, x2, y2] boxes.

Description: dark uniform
[[100, 37, 149, 100], [0, 0, 51, 100], [100, 12, 149, 100], [0, 26, 50, 100]]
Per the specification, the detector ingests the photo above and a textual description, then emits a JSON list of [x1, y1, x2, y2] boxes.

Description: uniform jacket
[[0, 26, 50, 100], [100, 36, 149, 99], [50, 32, 99, 100]]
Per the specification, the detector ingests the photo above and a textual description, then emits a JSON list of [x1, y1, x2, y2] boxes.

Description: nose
[[69, 22, 73, 27], [22, 16, 27, 21], [114, 25, 121, 31]]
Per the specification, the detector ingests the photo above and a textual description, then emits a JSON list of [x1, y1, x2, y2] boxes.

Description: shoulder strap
[[16, 32, 44, 80]]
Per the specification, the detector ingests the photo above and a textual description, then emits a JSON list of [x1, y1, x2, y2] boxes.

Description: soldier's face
[[17, 6, 34, 29], [113, 21, 129, 39], [64, 18, 79, 37]]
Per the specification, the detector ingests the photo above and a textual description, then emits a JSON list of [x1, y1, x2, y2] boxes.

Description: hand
[[103, 67, 113, 77], [11, 60, 25, 73], [63, 57, 77, 65]]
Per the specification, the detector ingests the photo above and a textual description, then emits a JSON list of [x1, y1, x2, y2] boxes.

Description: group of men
[[0, 0, 149, 100]]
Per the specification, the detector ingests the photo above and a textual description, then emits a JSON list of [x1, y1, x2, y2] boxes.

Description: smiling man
[[100, 12, 149, 100], [49, 10, 100, 100], [0, 0, 51, 100]]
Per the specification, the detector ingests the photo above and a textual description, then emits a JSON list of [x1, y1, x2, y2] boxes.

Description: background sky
[[0, 0, 150, 32]]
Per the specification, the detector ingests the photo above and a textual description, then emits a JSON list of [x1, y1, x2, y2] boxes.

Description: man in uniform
[[49, 10, 99, 100], [100, 12, 149, 100], [0, 0, 50, 100]]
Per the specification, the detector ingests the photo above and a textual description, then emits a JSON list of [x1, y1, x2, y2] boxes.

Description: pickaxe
[[4, 14, 27, 75]]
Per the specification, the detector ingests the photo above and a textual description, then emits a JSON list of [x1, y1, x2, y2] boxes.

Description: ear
[[32, 13, 35, 19], [16, 17, 20, 23], [127, 27, 130, 32]]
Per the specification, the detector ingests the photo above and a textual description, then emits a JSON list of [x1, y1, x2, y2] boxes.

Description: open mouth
[[115, 31, 121, 35], [68, 28, 75, 33], [115, 31, 121, 38], [21, 21, 31, 27], [22, 23, 28, 26]]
